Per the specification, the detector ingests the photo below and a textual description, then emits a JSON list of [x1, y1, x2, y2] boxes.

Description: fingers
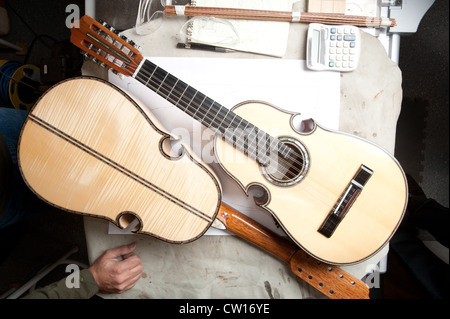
[[110, 261, 144, 294], [116, 271, 144, 294], [90, 242, 144, 294], [106, 242, 137, 259]]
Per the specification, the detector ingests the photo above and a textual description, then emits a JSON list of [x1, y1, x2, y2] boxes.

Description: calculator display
[[311, 29, 321, 64]]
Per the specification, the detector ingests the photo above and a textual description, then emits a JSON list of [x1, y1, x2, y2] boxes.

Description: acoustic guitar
[[19, 15, 407, 265]]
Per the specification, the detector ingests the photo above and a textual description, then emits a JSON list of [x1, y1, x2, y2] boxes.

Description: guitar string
[[106, 52, 300, 171], [135, 62, 280, 155], [109, 59, 336, 225], [128, 59, 305, 181], [135, 64, 301, 180], [133, 60, 304, 180], [85, 25, 305, 180]]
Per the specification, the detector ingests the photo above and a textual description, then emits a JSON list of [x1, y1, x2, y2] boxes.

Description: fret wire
[[207, 100, 229, 127], [167, 78, 179, 101], [208, 102, 220, 128], [196, 97, 221, 127], [179, 87, 198, 112], [215, 107, 232, 129], [223, 112, 238, 133], [192, 95, 211, 119], [140, 69, 293, 169], [156, 73, 169, 94], [152, 66, 168, 83], [247, 126, 262, 148], [200, 101, 216, 123], [250, 128, 266, 156], [145, 64, 158, 87], [138, 64, 247, 139], [233, 119, 252, 147], [135, 62, 304, 171], [176, 84, 189, 109], [192, 95, 208, 119], [138, 62, 230, 133]]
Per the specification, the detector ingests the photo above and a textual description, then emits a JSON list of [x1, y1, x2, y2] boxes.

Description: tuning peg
[[101, 21, 116, 33]]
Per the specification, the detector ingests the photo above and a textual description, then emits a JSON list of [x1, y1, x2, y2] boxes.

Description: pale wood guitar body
[[18, 77, 221, 243], [214, 101, 407, 264]]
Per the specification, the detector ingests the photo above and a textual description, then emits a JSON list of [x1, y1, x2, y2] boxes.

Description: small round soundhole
[[261, 137, 309, 187]]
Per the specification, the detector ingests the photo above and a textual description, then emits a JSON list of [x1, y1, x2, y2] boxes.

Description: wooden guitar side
[[18, 77, 222, 243]]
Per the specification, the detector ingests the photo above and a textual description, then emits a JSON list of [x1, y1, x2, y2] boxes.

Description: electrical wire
[[0, 61, 21, 106]]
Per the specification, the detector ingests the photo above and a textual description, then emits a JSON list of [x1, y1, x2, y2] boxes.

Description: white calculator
[[306, 23, 361, 72]]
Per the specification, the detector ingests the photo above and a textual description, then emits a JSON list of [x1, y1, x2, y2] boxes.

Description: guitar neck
[[134, 59, 287, 162], [216, 202, 370, 299]]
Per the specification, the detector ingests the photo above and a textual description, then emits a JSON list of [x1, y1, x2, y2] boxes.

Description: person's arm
[[22, 242, 143, 299], [22, 269, 99, 299]]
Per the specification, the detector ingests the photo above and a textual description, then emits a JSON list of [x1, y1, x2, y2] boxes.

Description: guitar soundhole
[[261, 137, 309, 187]]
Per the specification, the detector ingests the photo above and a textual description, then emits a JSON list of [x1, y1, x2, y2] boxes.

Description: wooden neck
[[134, 59, 289, 163], [216, 202, 370, 299]]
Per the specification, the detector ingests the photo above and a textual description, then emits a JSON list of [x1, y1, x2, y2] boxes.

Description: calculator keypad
[[327, 27, 358, 70]]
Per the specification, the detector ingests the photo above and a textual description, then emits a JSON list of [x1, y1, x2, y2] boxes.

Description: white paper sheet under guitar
[[108, 57, 340, 236]]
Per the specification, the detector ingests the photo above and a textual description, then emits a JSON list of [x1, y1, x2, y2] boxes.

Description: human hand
[[88, 242, 144, 294]]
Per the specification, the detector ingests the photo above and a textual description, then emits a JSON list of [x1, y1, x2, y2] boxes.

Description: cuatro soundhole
[[260, 136, 309, 187]]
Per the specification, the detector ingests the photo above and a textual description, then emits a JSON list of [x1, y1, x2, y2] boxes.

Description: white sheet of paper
[[108, 57, 340, 236]]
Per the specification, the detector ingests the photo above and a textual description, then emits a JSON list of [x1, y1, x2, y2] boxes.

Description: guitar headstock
[[70, 15, 144, 77]]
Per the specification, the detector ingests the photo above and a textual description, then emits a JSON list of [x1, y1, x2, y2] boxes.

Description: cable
[[0, 61, 21, 106]]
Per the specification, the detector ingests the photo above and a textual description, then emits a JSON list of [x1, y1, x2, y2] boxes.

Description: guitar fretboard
[[134, 59, 290, 163]]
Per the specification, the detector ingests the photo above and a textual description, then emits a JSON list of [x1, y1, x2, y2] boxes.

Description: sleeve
[[22, 269, 99, 299]]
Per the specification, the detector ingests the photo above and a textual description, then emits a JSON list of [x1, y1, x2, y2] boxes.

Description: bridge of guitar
[[318, 165, 373, 238]]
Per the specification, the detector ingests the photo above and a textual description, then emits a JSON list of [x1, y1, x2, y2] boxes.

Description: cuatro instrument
[[19, 15, 407, 265]]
